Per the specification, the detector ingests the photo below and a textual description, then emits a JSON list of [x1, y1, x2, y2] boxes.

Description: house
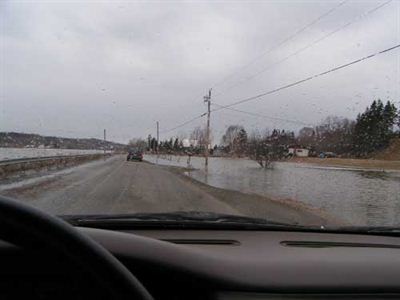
[[288, 146, 309, 157]]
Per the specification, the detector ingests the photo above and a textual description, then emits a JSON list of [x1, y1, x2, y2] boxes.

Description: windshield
[[1, 0, 399, 230]]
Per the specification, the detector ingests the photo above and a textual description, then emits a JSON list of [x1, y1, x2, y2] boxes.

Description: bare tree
[[190, 126, 204, 146], [248, 128, 295, 168], [299, 116, 355, 155], [189, 126, 213, 150], [221, 125, 244, 154], [128, 138, 147, 151], [298, 127, 315, 147]]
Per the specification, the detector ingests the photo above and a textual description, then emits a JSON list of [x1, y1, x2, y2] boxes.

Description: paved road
[[0, 155, 239, 215]]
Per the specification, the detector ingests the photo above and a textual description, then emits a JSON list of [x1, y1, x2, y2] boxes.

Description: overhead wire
[[160, 1, 396, 136], [161, 43, 399, 135], [211, 0, 349, 90], [211, 44, 400, 112], [211, 103, 313, 126], [160, 1, 350, 135], [214, 0, 393, 97], [160, 113, 207, 134]]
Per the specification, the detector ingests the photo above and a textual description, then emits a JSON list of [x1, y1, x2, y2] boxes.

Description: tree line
[[219, 99, 398, 159], [129, 99, 399, 159], [298, 99, 398, 157], [128, 133, 205, 155]]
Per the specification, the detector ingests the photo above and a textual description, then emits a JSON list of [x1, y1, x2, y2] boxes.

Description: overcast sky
[[1, 0, 399, 143]]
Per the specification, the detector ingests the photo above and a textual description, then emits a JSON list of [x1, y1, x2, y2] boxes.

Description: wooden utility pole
[[103, 129, 106, 155], [156, 121, 159, 153], [203, 89, 212, 169]]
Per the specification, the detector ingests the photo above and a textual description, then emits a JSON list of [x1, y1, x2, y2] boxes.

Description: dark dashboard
[[2, 227, 400, 299]]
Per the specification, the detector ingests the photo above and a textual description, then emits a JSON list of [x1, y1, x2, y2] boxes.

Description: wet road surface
[[0, 155, 238, 215]]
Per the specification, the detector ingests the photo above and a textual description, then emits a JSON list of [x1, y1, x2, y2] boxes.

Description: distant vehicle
[[319, 152, 337, 158], [127, 150, 143, 162]]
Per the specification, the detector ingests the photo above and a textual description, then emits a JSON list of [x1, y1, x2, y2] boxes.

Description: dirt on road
[[0, 155, 336, 226]]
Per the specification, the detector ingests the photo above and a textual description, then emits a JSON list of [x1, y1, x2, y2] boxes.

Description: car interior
[[1, 1, 399, 299], [1, 195, 400, 300]]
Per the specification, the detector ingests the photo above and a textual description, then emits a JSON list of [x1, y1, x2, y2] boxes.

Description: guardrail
[[0, 153, 112, 180], [0, 154, 105, 165]]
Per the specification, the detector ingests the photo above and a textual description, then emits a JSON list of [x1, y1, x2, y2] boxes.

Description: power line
[[212, 43, 400, 112], [211, 0, 349, 90], [211, 103, 313, 126], [160, 1, 349, 137], [160, 113, 206, 134], [162, 0, 349, 133], [160, 2, 396, 137], [214, 0, 393, 97], [160, 43, 399, 136]]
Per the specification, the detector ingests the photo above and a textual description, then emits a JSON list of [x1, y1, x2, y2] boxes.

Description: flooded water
[[0, 147, 111, 161], [145, 154, 400, 227]]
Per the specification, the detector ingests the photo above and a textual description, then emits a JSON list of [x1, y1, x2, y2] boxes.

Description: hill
[[0, 132, 126, 150]]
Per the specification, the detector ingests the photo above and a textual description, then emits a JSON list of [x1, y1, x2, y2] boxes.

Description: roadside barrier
[[0, 154, 112, 180]]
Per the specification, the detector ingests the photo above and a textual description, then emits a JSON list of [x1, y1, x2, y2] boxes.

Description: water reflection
[[145, 155, 400, 227]]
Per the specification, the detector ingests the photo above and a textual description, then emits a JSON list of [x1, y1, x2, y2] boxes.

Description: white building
[[288, 147, 309, 157], [182, 138, 198, 148], [182, 139, 191, 148]]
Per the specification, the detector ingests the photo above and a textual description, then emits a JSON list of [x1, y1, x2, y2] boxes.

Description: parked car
[[127, 151, 143, 162], [319, 151, 337, 158]]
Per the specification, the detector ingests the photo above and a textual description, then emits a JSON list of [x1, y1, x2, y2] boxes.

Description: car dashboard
[[1, 227, 400, 299]]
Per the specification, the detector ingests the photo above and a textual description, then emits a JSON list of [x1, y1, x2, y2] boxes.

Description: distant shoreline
[[289, 157, 400, 171], [149, 153, 400, 171]]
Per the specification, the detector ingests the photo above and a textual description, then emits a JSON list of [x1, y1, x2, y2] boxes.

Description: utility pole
[[148, 134, 151, 151], [103, 129, 106, 155], [156, 121, 159, 153], [203, 89, 212, 170]]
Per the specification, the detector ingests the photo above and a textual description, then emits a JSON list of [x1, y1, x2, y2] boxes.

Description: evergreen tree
[[173, 138, 179, 150], [383, 101, 397, 130], [353, 99, 397, 156], [150, 137, 157, 151]]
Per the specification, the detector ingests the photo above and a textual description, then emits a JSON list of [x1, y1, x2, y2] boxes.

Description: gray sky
[[1, 0, 399, 143]]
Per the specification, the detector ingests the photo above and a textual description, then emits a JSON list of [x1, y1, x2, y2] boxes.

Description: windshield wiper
[[362, 227, 400, 234], [60, 211, 306, 230], [60, 212, 400, 235]]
